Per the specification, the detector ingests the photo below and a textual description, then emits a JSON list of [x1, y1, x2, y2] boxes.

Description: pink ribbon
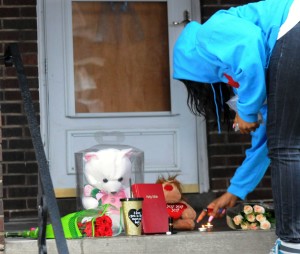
[[83, 185, 127, 209], [96, 189, 127, 209]]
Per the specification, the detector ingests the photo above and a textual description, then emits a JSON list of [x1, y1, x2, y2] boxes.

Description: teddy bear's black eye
[[103, 178, 108, 183], [118, 177, 123, 182]]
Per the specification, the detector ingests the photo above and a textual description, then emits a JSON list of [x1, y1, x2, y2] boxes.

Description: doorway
[[38, 0, 209, 197]]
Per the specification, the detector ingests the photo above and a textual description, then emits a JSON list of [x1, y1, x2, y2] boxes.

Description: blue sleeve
[[202, 12, 267, 123], [227, 106, 270, 200]]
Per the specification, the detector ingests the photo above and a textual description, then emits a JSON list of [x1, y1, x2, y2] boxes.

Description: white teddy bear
[[82, 148, 132, 234]]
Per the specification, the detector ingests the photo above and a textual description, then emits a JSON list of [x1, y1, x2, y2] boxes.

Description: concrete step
[[5, 230, 277, 254]]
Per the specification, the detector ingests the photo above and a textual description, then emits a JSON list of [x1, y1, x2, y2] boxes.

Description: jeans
[[267, 22, 300, 243]]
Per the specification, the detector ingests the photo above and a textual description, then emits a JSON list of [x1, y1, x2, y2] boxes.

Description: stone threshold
[[5, 230, 277, 254]]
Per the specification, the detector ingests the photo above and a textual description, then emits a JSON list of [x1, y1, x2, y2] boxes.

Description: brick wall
[[0, 115, 4, 251], [0, 0, 39, 225], [0, 0, 272, 230], [201, 0, 260, 21], [201, 0, 273, 203]]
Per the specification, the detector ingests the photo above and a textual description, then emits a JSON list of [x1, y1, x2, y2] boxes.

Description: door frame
[[36, 0, 209, 193]]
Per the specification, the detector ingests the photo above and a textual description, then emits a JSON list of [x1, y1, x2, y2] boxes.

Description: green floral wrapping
[[6, 204, 122, 239], [47, 205, 118, 238], [45, 210, 85, 239]]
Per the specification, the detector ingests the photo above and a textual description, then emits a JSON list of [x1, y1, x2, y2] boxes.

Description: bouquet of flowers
[[226, 203, 275, 230], [77, 212, 113, 237], [5, 204, 117, 239]]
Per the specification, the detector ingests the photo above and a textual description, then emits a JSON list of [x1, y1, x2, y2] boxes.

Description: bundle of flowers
[[226, 203, 275, 230], [77, 213, 113, 237], [5, 205, 116, 239]]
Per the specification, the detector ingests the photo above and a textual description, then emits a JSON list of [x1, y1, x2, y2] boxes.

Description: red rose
[[83, 221, 93, 237], [94, 216, 113, 237], [96, 215, 112, 228], [78, 215, 113, 237], [95, 226, 105, 237], [77, 222, 84, 231], [103, 225, 112, 236]]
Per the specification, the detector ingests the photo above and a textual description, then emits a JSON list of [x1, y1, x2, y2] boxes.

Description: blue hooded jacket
[[173, 0, 294, 199]]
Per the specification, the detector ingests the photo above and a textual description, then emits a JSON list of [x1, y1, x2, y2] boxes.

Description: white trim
[[37, 0, 49, 157], [191, 0, 209, 193], [196, 116, 209, 193], [191, 0, 201, 23], [67, 112, 180, 118], [63, 0, 75, 116], [72, 0, 167, 2]]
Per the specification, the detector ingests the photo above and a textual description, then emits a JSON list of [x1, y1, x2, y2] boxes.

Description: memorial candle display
[[198, 223, 213, 232]]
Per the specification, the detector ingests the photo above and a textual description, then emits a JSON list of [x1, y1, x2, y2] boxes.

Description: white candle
[[198, 225, 207, 232], [205, 223, 213, 231]]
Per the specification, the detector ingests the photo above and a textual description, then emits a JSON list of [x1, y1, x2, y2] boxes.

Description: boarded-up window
[[72, 2, 171, 113]]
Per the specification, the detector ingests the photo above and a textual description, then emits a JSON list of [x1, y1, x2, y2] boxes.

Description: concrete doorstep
[[5, 230, 277, 254]]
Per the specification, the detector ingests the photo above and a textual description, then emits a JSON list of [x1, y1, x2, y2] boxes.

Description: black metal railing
[[2, 44, 69, 254]]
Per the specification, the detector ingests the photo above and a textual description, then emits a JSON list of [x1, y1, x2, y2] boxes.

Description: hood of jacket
[[173, 21, 221, 83]]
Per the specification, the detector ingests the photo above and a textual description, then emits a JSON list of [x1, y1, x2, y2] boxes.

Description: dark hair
[[180, 79, 231, 127]]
